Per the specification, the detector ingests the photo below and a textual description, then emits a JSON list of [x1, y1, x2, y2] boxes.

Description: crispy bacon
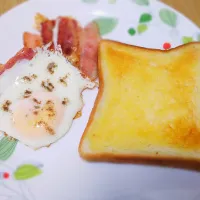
[[21, 14, 101, 80], [58, 17, 80, 55], [0, 48, 35, 75], [40, 17, 81, 67], [23, 32, 42, 48], [0, 63, 3, 75], [41, 20, 55, 49], [79, 21, 100, 80], [34, 13, 48, 31], [57, 17, 82, 67]]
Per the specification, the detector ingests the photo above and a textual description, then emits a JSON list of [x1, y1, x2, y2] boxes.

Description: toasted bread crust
[[80, 151, 200, 171], [79, 40, 200, 169]]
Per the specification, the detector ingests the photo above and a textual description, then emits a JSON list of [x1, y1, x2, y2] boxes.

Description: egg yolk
[[12, 92, 64, 139]]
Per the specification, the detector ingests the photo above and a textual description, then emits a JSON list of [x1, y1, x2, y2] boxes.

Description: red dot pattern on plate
[[3, 172, 10, 179], [163, 42, 171, 50]]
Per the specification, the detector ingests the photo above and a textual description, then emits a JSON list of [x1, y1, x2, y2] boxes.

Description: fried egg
[[0, 47, 95, 149]]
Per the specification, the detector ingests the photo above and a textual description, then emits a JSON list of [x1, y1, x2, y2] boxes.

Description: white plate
[[0, 0, 200, 200]]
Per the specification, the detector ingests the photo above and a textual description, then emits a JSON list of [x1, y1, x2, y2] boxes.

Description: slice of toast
[[79, 40, 200, 167]]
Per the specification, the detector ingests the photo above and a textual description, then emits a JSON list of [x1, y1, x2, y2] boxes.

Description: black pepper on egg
[[47, 62, 57, 74], [59, 74, 68, 86], [41, 79, 55, 92], [23, 90, 32, 98], [2, 100, 12, 112], [62, 98, 69, 105]]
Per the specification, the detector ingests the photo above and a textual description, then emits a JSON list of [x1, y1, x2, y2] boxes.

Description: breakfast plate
[[0, 0, 200, 200]]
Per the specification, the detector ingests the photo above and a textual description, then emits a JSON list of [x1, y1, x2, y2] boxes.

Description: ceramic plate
[[0, 0, 200, 200]]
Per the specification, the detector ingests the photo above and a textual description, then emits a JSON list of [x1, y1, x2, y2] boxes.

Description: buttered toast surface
[[79, 40, 200, 162]]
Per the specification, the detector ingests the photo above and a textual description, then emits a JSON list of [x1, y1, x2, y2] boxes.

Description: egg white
[[0, 47, 95, 149]]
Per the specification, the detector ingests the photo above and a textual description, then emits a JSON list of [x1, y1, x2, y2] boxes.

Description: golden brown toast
[[79, 40, 200, 168]]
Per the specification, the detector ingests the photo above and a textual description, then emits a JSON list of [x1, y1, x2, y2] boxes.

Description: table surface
[[0, 0, 200, 27]]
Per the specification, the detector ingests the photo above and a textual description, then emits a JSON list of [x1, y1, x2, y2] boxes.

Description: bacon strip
[[0, 48, 35, 75], [23, 32, 42, 48], [41, 20, 55, 49], [23, 14, 101, 80], [0, 64, 3, 73], [79, 21, 100, 80], [57, 17, 82, 67], [34, 13, 48, 31]]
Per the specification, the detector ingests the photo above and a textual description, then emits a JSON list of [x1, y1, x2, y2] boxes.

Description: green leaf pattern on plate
[[82, 0, 98, 3], [108, 0, 116, 4], [93, 17, 118, 35], [128, 28, 136, 36], [139, 13, 152, 23], [182, 36, 193, 44], [137, 24, 148, 34], [14, 164, 42, 180], [134, 0, 149, 6], [0, 137, 18, 161], [159, 8, 177, 27]]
